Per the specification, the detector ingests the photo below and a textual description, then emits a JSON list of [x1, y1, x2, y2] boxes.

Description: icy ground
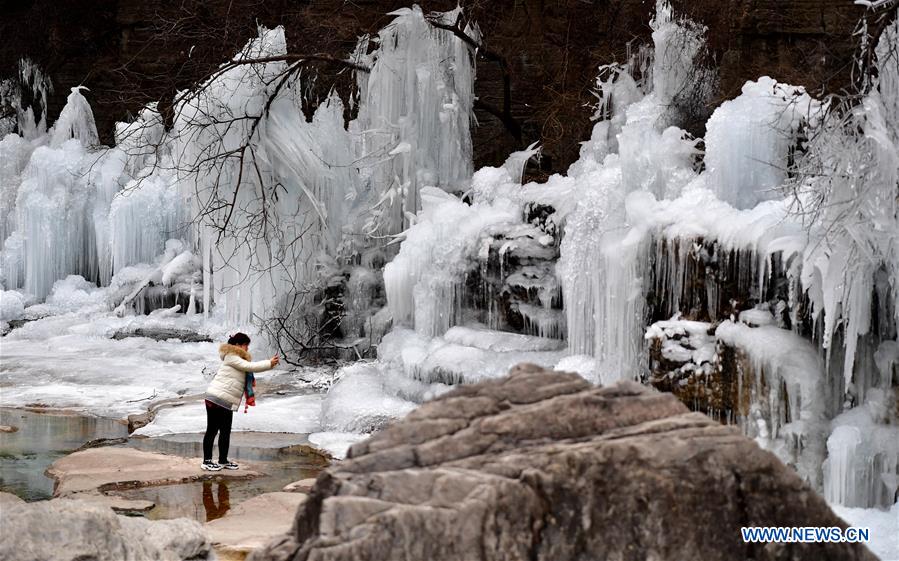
[[0, 310, 365, 459], [1, 314, 220, 416], [0, 305, 589, 463], [831, 502, 899, 561]]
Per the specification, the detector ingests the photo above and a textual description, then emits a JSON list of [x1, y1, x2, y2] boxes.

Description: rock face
[[250, 364, 876, 561], [0, 498, 213, 561], [111, 327, 212, 343]]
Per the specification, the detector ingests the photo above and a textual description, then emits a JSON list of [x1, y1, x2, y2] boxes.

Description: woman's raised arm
[[224, 353, 278, 373]]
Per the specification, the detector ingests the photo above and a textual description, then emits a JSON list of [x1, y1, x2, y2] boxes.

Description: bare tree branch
[[426, 12, 522, 144]]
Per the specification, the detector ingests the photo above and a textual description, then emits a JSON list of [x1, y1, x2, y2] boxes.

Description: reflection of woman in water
[[202, 481, 230, 521]]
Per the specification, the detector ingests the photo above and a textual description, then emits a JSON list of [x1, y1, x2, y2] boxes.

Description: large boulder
[[250, 364, 876, 561], [0, 499, 212, 561]]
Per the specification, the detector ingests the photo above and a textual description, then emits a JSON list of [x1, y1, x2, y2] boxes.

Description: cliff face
[[0, 0, 862, 174]]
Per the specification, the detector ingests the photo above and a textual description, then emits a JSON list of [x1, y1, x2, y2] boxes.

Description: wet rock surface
[[0, 498, 213, 561], [250, 364, 876, 561], [61, 492, 156, 513], [47, 447, 261, 496], [283, 478, 317, 493], [206, 492, 308, 559]]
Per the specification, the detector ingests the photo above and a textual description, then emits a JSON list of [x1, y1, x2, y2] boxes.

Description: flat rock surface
[[250, 364, 877, 561], [0, 498, 212, 561], [206, 492, 307, 556], [60, 492, 155, 512], [47, 447, 261, 496], [0, 492, 24, 506], [283, 478, 317, 493]]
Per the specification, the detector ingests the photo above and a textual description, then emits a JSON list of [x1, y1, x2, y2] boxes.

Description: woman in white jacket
[[201, 332, 279, 471]]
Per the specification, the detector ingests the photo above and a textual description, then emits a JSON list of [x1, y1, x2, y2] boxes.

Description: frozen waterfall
[[0, 0, 895, 518]]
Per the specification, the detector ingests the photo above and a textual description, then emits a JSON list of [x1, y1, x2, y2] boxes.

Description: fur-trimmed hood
[[219, 343, 251, 361], [209, 343, 272, 410]]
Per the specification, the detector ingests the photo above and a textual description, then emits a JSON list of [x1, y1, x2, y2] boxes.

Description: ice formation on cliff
[[380, 1, 898, 510], [0, 6, 475, 333], [0, 0, 895, 519]]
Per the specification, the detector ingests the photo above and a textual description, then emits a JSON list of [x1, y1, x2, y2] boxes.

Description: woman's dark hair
[[227, 332, 251, 346]]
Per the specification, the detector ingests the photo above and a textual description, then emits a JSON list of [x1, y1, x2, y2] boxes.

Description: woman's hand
[[270, 355, 280, 367]]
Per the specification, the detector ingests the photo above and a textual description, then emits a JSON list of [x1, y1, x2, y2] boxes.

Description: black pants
[[203, 402, 233, 463]]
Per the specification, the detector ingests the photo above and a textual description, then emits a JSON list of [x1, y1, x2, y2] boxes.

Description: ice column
[[10, 88, 107, 299], [352, 6, 475, 236]]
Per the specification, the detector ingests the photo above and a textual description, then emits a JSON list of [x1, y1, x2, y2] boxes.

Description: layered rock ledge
[[47, 447, 261, 496], [251, 364, 876, 561]]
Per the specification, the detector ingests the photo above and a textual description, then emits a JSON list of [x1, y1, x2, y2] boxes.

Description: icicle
[[502, 142, 540, 184], [202, 227, 211, 320], [50, 87, 99, 148], [823, 389, 899, 508], [384, 187, 517, 336], [186, 281, 197, 316], [594, 229, 650, 385], [15, 142, 93, 299], [15, 59, 53, 139], [716, 320, 827, 486], [0, 133, 35, 247], [517, 303, 565, 339], [352, 5, 475, 235], [109, 173, 182, 275]]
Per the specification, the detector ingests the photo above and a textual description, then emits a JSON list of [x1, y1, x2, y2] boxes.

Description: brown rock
[[249, 364, 876, 561], [283, 478, 317, 493], [206, 492, 308, 559], [0, 492, 24, 506], [46, 447, 261, 496]]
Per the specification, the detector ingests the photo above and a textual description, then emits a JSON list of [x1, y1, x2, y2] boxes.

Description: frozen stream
[[0, 311, 363, 509], [0, 312, 343, 435], [1, 312, 896, 558]]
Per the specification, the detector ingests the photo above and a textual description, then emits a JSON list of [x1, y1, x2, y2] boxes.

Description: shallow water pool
[[0, 408, 129, 500]]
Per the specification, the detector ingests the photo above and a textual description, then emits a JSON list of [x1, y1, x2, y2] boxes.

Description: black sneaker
[[201, 460, 223, 471], [220, 460, 239, 470]]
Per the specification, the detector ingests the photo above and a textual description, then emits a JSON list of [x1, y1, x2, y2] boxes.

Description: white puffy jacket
[[206, 344, 273, 410]]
